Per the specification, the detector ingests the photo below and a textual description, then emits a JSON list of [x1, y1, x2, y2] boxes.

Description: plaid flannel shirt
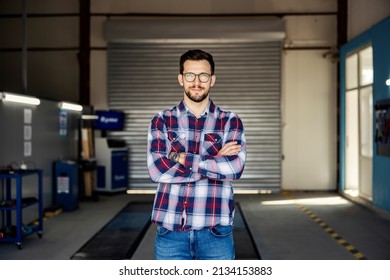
[[147, 99, 246, 231]]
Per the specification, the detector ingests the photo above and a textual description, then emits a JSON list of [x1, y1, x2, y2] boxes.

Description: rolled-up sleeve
[[147, 113, 201, 183]]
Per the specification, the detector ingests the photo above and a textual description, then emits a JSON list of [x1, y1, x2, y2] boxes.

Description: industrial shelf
[[0, 169, 43, 249]]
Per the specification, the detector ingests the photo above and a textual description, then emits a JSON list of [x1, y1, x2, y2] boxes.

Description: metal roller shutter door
[[107, 41, 281, 191]]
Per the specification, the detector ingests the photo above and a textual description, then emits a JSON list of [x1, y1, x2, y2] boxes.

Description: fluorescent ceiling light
[[1, 92, 40, 105], [126, 190, 156, 194], [261, 196, 349, 206], [59, 102, 83, 112], [386, 79, 390, 86], [81, 114, 98, 120]]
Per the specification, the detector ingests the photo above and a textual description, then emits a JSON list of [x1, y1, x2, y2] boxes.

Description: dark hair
[[179, 49, 215, 75]]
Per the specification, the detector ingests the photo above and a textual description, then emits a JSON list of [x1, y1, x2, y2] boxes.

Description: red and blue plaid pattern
[[147, 99, 246, 231]]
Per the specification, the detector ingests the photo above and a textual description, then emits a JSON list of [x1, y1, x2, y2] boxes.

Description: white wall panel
[[91, 50, 108, 110], [282, 50, 337, 190], [348, 0, 390, 40], [284, 15, 337, 47]]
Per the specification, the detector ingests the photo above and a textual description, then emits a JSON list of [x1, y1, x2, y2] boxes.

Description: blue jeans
[[154, 225, 235, 260]]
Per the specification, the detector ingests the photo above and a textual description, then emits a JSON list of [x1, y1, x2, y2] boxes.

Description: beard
[[184, 86, 210, 103]]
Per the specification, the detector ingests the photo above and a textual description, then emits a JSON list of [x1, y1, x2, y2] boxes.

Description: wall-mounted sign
[[59, 109, 67, 136]]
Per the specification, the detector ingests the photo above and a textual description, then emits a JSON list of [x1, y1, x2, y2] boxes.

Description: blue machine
[[95, 137, 128, 192]]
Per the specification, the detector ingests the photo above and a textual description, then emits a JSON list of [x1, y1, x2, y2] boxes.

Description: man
[[147, 49, 246, 260]]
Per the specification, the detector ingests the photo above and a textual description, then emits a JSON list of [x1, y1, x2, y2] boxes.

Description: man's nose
[[194, 76, 202, 84]]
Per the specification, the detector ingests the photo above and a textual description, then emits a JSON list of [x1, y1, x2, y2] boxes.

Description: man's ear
[[210, 75, 216, 87], [178, 74, 184, 86]]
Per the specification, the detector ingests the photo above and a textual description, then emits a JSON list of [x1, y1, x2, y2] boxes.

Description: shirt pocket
[[167, 130, 186, 152], [203, 133, 223, 155]]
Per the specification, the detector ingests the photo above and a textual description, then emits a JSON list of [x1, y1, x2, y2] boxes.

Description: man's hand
[[168, 141, 241, 166], [168, 151, 185, 165], [217, 141, 241, 156]]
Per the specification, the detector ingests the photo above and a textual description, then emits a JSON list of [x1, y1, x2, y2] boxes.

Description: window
[[344, 45, 373, 199], [359, 47, 374, 86], [360, 87, 373, 157], [346, 53, 358, 90], [346, 45, 373, 158]]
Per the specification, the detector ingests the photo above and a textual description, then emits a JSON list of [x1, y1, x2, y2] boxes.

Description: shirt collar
[[178, 99, 216, 117]]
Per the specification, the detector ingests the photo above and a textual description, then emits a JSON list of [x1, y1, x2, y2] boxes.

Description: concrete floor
[[1, 191, 390, 260]]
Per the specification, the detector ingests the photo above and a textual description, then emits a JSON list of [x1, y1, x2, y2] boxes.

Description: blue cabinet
[[95, 138, 128, 192], [110, 150, 128, 190], [53, 160, 78, 211]]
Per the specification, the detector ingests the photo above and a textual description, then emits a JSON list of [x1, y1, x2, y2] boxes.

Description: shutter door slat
[[107, 42, 281, 191]]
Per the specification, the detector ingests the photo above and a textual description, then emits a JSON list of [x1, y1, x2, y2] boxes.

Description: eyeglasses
[[183, 72, 212, 83]]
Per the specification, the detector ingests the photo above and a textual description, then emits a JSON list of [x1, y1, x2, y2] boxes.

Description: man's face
[[178, 59, 216, 103]]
